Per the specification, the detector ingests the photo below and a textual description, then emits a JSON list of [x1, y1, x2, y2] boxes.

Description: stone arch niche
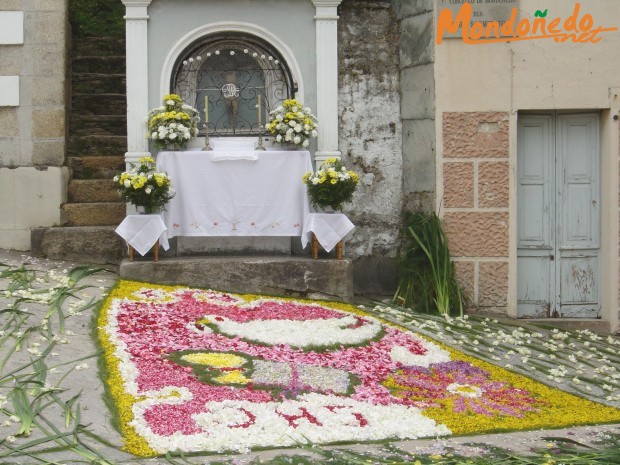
[[169, 32, 298, 137], [122, 0, 342, 167]]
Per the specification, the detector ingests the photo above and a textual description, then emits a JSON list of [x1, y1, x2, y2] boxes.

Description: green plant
[[69, 0, 125, 38], [0, 262, 115, 464], [393, 212, 463, 316]]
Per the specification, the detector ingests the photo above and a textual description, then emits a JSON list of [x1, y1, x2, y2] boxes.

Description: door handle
[[550, 255, 554, 261]]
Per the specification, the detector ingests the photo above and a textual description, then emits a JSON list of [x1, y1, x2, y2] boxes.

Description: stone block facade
[[0, 0, 68, 249], [397, 0, 435, 211], [442, 112, 510, 313], [0, 2, 68, 167]]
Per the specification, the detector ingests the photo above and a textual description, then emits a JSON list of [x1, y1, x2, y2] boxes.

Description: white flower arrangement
[[266, 99, 318, 147], [113, 156, 175, 213], [302, 158, 359, 211], [147, 94, 200, 150]]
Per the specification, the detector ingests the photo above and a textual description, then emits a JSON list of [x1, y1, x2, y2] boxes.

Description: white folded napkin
[[302, 213, 355, 251], [115, 215, 170, 256], [209, 151, 259, 161], [211, 138, 255, 151]]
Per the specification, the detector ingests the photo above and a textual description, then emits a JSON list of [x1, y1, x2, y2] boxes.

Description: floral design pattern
[[98, 282, 620, 456], [383, 361, 539, 416]]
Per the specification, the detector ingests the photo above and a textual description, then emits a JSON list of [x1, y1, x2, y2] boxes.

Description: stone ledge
[[120, 256, 354, 302], [31, 226, 123, 265]]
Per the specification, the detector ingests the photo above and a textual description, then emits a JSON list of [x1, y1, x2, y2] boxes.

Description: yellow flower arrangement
[[114, 156, 175, 214], [147, 94, 200, 150], [267, 98, 318, 147], [303, 158, 359, 211]]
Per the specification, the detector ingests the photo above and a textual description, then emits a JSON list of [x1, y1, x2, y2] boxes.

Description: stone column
[[312, 0, 343, 168], [121, 0, 152, 167]]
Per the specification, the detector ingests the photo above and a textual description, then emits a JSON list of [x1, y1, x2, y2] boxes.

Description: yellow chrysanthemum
[[213, 370, 250, 385], [131, 175, 147, 189], [180, 352, 246, 368]]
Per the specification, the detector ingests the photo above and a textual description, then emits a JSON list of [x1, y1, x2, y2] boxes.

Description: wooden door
[[517, 113, 600, 318]]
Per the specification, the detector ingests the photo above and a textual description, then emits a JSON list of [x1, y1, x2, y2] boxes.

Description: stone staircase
[[31, 36, 127, 264]]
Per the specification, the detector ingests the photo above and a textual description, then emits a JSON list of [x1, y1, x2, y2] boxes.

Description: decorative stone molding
[[159, 22, 305, 102], [312, 0, 343, 166], [122, 0, 152, 168]]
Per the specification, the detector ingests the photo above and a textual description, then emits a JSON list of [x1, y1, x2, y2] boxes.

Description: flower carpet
[[98, 281, 620, 456]]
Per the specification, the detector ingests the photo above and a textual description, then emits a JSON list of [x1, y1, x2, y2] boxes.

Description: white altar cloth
[[302, 213, 355, 252], [157, 150, 313, 238], [115, 214, 170, 256]]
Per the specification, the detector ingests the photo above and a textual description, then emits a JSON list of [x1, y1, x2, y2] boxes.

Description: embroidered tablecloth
[[157, 150, 313, 238]]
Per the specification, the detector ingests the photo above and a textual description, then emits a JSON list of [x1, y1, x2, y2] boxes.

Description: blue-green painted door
[[517, 113, 600, 318]]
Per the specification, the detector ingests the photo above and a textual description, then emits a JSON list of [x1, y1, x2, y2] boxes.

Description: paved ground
[[0, 249, 618, 464]]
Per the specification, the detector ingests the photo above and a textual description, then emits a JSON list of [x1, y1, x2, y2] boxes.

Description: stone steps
[[71, 36, 125, 56], [119, 256, 354, 301], [70, 114, 127, 136], [68, 155, 126, 179], [72, 55, 125, 74], [29, 36, 128, 260], [67, 135, 127, 156], [72, 73, 125, 94], [62, 202, 126, 226], [68, 179, 119, 203], [31, 226, 124, 265], [71, 93, 127, 116]]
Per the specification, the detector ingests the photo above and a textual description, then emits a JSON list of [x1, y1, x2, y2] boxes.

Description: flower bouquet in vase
[[147, 94, 200, 151], [114, 157, 175, 214], [303, 158, 359, 212], [267, 99, 318, 148]]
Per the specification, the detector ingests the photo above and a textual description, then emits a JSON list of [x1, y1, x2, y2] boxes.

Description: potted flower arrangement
[[114, 157, 175, 214], [146, 94, 200, 150], [266, 99, 318, 147], [303, 158, 359, 211]]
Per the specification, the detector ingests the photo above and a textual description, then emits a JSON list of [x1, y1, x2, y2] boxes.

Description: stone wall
[[0, 0, 68, 167], [442, 111, 510, 313], [337, 0, 402, 294], [0, 0, 69, 249], [397, 0, 435, 213]]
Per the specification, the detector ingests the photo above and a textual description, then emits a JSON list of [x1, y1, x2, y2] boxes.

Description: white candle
[[204, 95, 209, 124], [257, 95, 261, 127]]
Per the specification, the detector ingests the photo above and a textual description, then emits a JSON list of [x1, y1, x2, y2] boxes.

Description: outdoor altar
[[156, 149, 312, 239]]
